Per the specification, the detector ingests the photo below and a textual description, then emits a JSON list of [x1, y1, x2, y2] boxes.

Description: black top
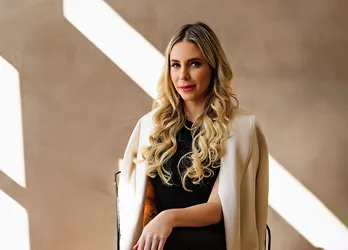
[[149, 120, 226, 250]]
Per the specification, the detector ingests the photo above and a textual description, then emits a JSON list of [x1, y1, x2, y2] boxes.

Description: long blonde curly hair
[[142, 22, 238, 191]]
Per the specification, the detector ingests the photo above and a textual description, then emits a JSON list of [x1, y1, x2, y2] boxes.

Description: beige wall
[[0, 0, 347, 250]]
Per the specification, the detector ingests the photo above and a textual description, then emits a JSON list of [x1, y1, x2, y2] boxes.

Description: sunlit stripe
[[269, 156, 348, 249], [63, 0, 163, 100], [0, 56, 26, 187], [0, 190, 30, 250], [62, 2, 348, 249]]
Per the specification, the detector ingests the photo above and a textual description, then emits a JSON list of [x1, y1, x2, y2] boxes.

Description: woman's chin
[[179, 93, 206, 104], [179, 92, 195, 101]]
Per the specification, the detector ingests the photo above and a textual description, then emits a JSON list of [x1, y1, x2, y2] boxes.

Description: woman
[[119, 22, 269, 250]]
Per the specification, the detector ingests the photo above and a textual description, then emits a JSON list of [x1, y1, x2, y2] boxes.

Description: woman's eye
[[191, 61, 201, 67], [171, 63, 180, 68]]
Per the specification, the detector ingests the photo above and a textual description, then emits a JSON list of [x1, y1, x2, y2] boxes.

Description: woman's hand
[[133, 210, 174, 250]]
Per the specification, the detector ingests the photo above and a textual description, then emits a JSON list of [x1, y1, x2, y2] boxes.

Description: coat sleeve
[[255, 121, 269, 250], [120, 120, 141, 183], [119, 119, 142, 250]]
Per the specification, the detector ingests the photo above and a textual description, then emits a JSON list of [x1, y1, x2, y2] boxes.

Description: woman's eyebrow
[[170, 57, 204, 63]]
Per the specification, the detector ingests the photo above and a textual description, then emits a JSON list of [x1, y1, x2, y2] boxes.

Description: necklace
[[184, 124, 194, 131], [184, 119, 195, 131]]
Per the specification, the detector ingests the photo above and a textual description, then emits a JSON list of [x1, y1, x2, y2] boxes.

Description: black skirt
[[164, 227, 226, 250]]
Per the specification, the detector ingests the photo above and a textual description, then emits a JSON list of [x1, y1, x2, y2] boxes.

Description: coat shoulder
[[138, 109, 157, 125], [231, 108, 257, 133]]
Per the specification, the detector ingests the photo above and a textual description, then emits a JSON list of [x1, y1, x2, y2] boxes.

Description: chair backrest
[[114, 171, 121, 250], [265, 224, 271, 250]]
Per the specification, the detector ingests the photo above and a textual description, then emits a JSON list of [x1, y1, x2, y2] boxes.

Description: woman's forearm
[[166, 201, 222, 228]]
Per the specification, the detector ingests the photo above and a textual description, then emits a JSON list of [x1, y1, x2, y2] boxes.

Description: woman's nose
[[178, 68, 190, 80]]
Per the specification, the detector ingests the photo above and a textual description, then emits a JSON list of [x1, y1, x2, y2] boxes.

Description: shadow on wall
[[0, 1, 151, 250], [0, 0, 348, 250]]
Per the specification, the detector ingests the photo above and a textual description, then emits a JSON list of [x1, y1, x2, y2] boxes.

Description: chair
[[265, 224, 271, 250]]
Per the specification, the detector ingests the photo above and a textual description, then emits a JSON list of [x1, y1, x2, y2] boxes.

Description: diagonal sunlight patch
[[0, 56, 26, 188], [0, 190, 30, 250], [62, 2, 348, 249], [0, 56, 29, 250], [63, 0, 163, 100], [269, 156, 348, 249]]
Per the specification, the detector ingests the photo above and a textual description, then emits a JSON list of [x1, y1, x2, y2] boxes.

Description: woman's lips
[[179, 85, 195, 92]]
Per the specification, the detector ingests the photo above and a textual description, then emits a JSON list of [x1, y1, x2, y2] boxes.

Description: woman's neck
[[184, 101, 204, 122]]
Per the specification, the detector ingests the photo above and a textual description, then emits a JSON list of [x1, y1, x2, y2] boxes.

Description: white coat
[[119, 108, 269, 250]]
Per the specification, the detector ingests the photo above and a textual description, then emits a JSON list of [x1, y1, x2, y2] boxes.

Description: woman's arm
[[165, 174, 222, 227], [143, 178, 158, 227], [134, 175, 222, 250]]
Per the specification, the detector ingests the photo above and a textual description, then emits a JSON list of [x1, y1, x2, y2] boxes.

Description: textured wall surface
[[0, 0, 347, 250]]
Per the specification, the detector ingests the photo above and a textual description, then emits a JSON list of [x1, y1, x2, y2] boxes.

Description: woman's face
[[169, 42, 212, 104]]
